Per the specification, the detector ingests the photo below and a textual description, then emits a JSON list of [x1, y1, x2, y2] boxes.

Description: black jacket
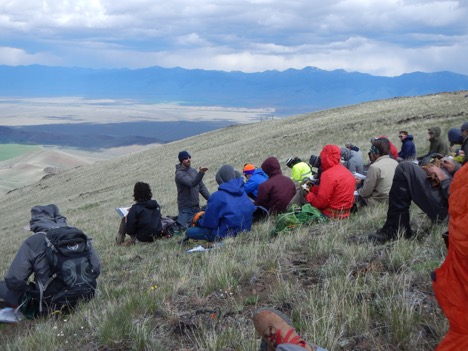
[[125, 200, 162, 242]]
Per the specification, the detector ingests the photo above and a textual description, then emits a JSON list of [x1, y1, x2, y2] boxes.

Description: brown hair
[[133, 182, 152, 203], [372, 138, 390, 155]]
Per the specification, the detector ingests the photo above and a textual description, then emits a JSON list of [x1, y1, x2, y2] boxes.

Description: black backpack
[[39, 226, 97, 314]]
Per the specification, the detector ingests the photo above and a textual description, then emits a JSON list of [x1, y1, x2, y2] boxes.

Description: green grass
[[0, 144, 40, 161], [0, 91, 466, 350]]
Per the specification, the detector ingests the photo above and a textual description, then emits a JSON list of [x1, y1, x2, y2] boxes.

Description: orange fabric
[[191, 211, 205, 227], [243, 163, 255, 173], [433, 164, 468, 350]]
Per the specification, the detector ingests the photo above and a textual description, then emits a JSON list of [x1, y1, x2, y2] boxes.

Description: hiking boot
[[368, 229, 396, 244], [403, 229, 415, 240], [253, 308, 314, 351]]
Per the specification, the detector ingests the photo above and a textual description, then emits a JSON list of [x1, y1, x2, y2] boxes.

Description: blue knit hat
[[461, 122, 468, 131], [178, 151, 191, 162], [448, 128, 463, 146]]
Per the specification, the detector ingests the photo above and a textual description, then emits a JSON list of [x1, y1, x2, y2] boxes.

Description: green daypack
[[273, 204, 326, 235]]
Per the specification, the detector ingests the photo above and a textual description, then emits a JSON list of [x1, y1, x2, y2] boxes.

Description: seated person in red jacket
[[116, 182, 163, 244], [255, 157, 296, 214], [292, 144, 355, 219]]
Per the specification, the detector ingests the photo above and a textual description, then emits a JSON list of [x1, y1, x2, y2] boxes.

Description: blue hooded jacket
[[199, 177, 255, 239], [398, 134, 416, 160], [244, 168, 268, 199]]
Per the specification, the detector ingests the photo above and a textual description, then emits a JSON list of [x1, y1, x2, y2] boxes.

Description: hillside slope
[[0, 91, 467, 350]]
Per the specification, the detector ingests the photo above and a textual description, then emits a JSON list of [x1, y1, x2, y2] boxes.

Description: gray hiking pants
[[0, 281, 22, 307], [288, 188, 309, 208]]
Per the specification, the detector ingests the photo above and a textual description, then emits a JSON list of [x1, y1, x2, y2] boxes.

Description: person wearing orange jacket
[[305, 144, 356, 219], [432, 162, 468, 350]]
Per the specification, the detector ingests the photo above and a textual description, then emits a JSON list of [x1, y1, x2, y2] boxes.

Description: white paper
[[186, 245, 212, 253], [115, 207, 130, 218], [353, 172, 366, 180], [185, 242, 224, 253]]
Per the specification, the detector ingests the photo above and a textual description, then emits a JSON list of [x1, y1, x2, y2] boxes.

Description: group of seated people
[[2, 123, 467, 349], [117, 122, 468, 247]]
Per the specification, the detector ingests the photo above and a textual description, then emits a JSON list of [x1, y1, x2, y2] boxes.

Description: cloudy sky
[[1, 0, 467, 76]]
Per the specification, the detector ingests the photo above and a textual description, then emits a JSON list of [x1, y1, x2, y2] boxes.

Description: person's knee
[[0, 281, 22, 307]]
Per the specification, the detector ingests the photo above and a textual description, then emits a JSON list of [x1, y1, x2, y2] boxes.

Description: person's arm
[[4, 237, 37, 292], [243, 178, 256, 197], [291, 166, 301, 182], [306, 174, 333, 210], [427, 166, 451, 201], [199, 193, 222, 229], [254, 183, 269, 208], [434, 142, 447, 156], [348, 159, 357, 173], [199, 180, 211, 200], [175, 169, 206, 188], [124, 205, 139, 236], [358, 166, 378, 198], [399, 143, 408, 159]]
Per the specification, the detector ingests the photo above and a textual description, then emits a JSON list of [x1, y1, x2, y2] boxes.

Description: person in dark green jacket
[[418, 126, 449, 160]]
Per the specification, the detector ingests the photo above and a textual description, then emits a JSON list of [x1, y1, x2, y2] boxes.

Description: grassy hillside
[[0, 91, 467, 350]]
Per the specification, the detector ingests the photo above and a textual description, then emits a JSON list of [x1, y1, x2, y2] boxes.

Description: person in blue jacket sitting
[[243, 163, 268, 200], [184, 164, 256, 242], [397, 130, 416, 161]]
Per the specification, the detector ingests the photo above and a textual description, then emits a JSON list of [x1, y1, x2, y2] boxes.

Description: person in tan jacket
[[357, 138, 398, 206]]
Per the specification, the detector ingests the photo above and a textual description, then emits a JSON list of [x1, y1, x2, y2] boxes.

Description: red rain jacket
[[433, 164, 468, 350], [306, 144, 355, 219]]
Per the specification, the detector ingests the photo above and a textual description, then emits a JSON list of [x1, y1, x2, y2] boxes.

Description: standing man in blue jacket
[[175, 151, 210, 228]]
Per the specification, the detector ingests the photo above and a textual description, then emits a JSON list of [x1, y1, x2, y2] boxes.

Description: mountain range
[[2, 65, 468, 115]]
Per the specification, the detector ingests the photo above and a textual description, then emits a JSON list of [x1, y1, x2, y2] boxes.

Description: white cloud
[[0, 0, 467, 75], [0, 46, 59, 66]]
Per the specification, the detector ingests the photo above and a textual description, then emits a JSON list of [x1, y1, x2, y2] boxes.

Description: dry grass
[[0, 91, 467, 350]]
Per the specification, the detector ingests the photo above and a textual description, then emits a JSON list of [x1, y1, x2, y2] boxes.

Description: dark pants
[[185, 226, 216, 242], [178, 206, 201, 229], [381, 162, 449, 238], [0, 281, 22, 307]]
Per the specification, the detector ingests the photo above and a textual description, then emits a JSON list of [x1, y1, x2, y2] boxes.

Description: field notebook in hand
[[353, 172, 366, 180], [115, 207, 130, 218]]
